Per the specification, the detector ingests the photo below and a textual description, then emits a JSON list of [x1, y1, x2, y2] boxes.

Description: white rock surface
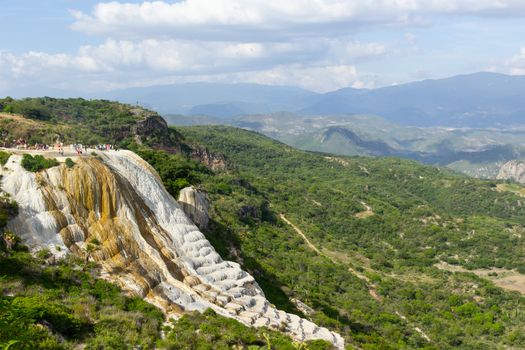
[[0, 151, 344, 349], [178, 186, 210, 229], [497, 159, 525, 184]]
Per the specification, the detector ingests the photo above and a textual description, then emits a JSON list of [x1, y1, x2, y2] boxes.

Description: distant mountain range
[[7, 72, 525, 128], [102, 72, 525, 128], [301, 72, 525, 127], [96, 82, 316, 116]]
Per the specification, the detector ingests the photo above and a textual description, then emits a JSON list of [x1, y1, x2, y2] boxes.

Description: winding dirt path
[[279, 213, 433, 343], [279, 214, 322, 255], [279, 213, 381, 301], [355, 201, 374, 219]]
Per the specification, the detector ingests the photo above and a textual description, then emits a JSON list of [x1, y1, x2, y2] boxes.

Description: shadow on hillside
[[203, 218, 388, 343], [203, 218, 303, 316]]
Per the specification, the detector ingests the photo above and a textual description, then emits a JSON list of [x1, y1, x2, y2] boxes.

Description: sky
[[1, 0, 525, 95]]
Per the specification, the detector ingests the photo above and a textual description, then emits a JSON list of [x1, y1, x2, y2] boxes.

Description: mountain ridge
[[8, 72, 525, 128]]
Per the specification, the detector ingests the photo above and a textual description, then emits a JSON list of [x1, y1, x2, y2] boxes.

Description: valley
[[168, 113, 525, 180]]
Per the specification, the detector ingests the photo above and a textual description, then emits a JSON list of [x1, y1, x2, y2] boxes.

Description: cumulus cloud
[[0, 36, 387, 93], [4, 0, 522, 95], [231, 64, 361, 92], [70, 0, 525, 39]]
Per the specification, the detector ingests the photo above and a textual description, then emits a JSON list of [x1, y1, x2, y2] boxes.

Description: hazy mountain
[[301, 72, 525, 127], [6, 72, 525, 128], [104, 72, 525, 128], [97, 82, 317, 115]]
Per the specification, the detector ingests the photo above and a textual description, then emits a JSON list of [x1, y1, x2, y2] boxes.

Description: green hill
[[179, 125, 525, 349], [0, 97, 181, 149]]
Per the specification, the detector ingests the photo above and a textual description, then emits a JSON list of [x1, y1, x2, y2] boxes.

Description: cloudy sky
[[1, 0, 525, 95]]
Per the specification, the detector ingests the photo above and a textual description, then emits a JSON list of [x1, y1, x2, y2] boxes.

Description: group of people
[[72, 143, 117, 156], [95, 144, 116, 151], [1, 139, 117, 156], [2, 138, 28, 149]]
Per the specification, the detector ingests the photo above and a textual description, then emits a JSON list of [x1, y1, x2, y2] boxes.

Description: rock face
[[191, 146, 227, 171], [130, 111, 184, 153], [239, 205, 260, 220], [497, 160, 525, 184], [178, 186, 210, 230], [0, 151, 344, 349]]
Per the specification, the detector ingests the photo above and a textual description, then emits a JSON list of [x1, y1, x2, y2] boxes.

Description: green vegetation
[[176, 125, 525, 349], [0, 97, 181, 147], [1, 97, 51, 120], [21, 154, 59, 172], [160, 309, 331, 350], [0, 248, 164, 349], [64, 158, 75, 168], [131, 146, 209, 197], [0, 151, 10, 166]]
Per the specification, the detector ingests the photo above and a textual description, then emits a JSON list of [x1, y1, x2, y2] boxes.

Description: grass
[[496, 183, 525, 196]]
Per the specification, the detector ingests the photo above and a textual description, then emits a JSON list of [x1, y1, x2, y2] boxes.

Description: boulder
[[178, 186, 210, 229]]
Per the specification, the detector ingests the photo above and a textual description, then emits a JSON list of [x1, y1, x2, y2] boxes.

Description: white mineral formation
[[178, 186, 210, 230], [497, 159, 525, 184], [0, 151, 344, 349]]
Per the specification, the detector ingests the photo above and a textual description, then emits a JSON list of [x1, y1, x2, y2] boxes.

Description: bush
[[21, 154, 59, 172], [0, 151, 10, 166], [3, 99, 52, 121], [0, 193, 18, 231], [65, 158, 75, 168]]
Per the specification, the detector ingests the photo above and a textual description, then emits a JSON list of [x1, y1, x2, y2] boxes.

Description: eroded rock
[[178, 186, 210, 230], [497, 160, 525, 184]]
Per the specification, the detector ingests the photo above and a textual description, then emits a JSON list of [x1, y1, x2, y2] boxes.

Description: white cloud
[[6, 0, 521, 95], [505, 47, 525, 75], [230, 64, 361, 92], [0, 35, 388, 93], [71, 0, 525, 39]]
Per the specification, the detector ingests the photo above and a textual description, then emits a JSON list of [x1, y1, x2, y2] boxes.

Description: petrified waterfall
[[0, 151, 344, 348]]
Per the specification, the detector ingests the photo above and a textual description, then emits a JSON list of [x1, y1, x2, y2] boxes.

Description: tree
[[83, 238, 101, 270]]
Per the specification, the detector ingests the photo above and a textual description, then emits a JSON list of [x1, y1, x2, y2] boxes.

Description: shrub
[[0, 151, 10, 166], [21, 154, 59, 172], [0, 193, 18, 231], [65, 158, 75, 168]]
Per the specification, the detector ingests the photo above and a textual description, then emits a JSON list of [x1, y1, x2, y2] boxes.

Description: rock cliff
[[191, 146, 227, 171], [0, 151, 343, 348], [497, 159, 525, 184]]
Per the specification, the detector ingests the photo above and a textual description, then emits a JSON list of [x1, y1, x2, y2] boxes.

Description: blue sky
[[1, 0, 525, 95]]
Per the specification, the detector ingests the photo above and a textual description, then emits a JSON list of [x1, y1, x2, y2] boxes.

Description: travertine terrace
[[0, 150, 344, 348]]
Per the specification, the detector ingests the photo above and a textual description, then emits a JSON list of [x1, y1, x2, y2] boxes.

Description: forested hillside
[[179, 126, 525, 349], [0, 97, 181, 149]]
